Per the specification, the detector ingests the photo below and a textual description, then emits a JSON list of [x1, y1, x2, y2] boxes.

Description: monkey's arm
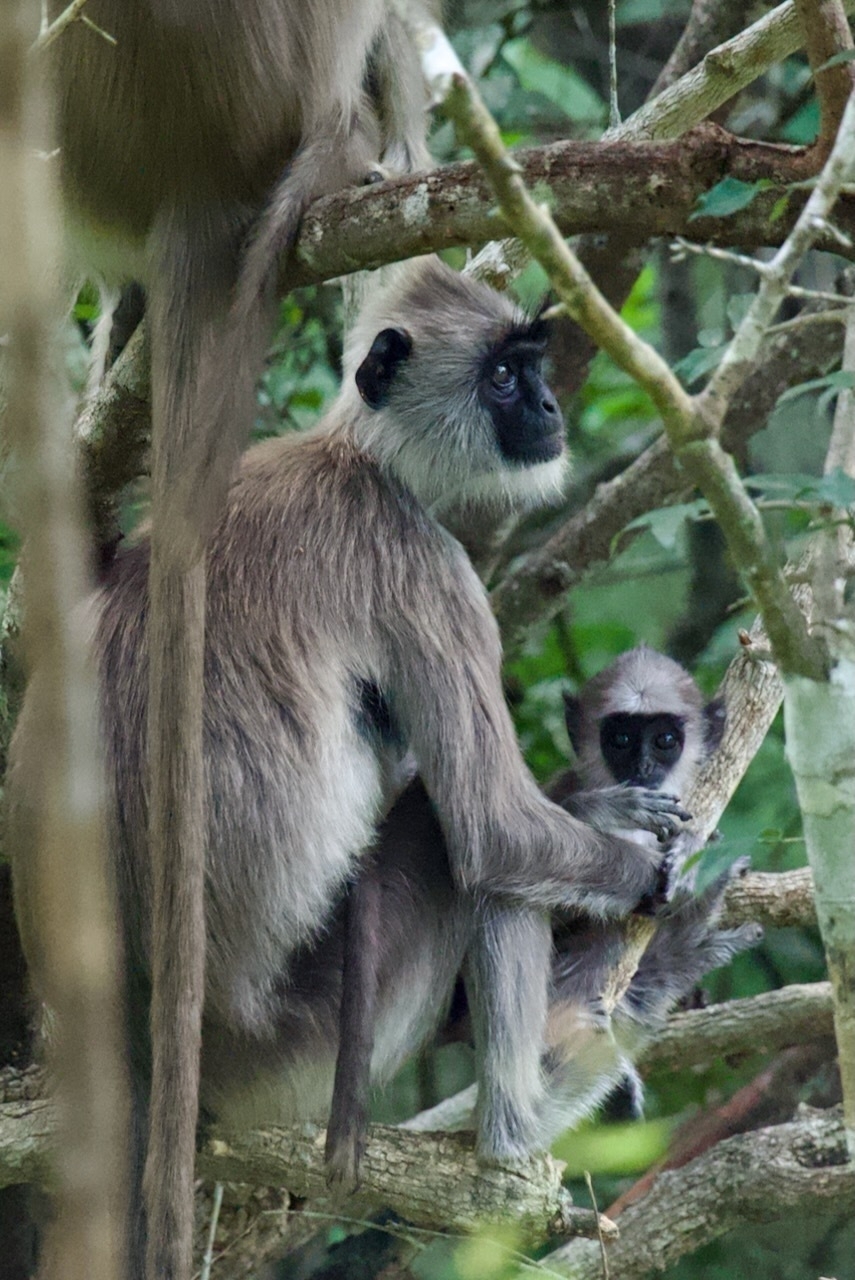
[[383, 548, 669, 917]]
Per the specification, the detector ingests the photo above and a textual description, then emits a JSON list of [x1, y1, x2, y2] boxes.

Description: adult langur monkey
[[39, 4, 433, 1276], [10, 256, 678, 1276], [324, 647, 759, 1182]]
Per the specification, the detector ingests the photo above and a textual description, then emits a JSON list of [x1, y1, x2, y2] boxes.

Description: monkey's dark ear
[[704, 697, 726, 751], [355, 327, 413, 408], [563, 692, 583, 753]]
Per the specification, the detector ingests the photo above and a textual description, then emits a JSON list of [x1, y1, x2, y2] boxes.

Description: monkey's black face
[[479, 327, 564, 465], [600, 713, 685, 788]]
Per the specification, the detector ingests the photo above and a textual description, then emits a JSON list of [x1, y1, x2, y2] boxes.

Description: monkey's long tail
[[141, 205, 277, 1280]]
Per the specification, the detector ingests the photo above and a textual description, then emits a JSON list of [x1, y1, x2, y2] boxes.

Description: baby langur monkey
[[321, 649, 758, 1185], [540, 646, 759, 1126], [9, 258, 678, 1275]]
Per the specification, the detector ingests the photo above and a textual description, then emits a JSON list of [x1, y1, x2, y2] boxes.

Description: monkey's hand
[[569, 785, 691, 843]]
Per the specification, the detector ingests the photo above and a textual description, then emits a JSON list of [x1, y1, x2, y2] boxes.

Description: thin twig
[[199, 1183, 223, 1280], [31, 0, 90, 52], [607, 0, 620, 128], [672, 237, 853, 305], [584, 1172, 610, 1280]]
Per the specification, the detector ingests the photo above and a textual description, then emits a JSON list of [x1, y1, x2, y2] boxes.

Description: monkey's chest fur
[[96, 433, 467, 1046]]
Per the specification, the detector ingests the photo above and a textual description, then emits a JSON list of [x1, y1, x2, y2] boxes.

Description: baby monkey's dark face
[[600, 712, 685, 789]]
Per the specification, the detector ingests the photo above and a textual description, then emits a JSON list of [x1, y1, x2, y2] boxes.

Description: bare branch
[[609, 0, 855, 142], [643, 983, 833, 1071], [721, 868, 816, 929], [0, 5, 126, 1274], [698, 90, 855, 429], [30, 0, 91, 53], [793, 0, 855, 153], [650, 0, 748, 98], [0, 1084, 609, 1245]]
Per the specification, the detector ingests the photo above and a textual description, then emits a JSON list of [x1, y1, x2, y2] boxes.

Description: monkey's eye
[[491, 363, 517, 394], [611, 732, 631, 751], [654, 731, 679, 752]]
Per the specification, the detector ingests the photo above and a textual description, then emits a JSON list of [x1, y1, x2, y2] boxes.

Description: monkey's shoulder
[[227, 431, 467, 563]]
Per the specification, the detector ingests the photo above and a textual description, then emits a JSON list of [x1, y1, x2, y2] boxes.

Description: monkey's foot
[[324, 1128, 364, 1195]]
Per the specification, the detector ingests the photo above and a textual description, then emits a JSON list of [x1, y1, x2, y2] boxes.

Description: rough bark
[[548, 1107, 853, 1279]]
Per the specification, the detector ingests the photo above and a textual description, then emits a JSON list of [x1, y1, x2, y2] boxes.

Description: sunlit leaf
[[453, 1223, 522, 1280], [552, 1117, 673, 1175]]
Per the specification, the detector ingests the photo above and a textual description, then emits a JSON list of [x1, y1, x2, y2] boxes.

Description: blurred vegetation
[[4, 0, 852, 1276]]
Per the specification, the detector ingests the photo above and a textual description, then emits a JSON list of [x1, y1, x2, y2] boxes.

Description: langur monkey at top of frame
[[26, 5, 436, 1279], [10, 255, 682, 1278]]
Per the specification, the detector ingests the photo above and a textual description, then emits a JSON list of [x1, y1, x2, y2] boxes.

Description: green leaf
[[673, 343, 727, 387], [689, 176, 772, 221], [501, 38, 606, 123], [777, 370, 855, 405], [769, 192, 791, 224], [817, 467, 855, 508], [615, 0, 681, 23], [815, 48, 855, 73], [781, 97, 820, 145], [553, 1117, 673, 1175], [694, 839, 749, 893], [726, 293, 754, 331], [623, 500, 709, 551]]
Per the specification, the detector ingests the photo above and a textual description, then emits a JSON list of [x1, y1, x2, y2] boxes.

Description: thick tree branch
[[0, 1083, 607, 1244], [721, 868, 816, 929], [0, 5, 126, 1276], [643, 983, 833, 1070], [547, 1107, 852, 1279], [609, 1041, 837, 1218], [2, 985, 832, 1209]]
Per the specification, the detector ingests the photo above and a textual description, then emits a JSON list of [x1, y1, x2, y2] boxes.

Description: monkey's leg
[[463, 903, 551, 1163], [237, 110, 384, 312], [325, 866, 384, 1192], [367, 4, 433, 173], [618, 859, 763, 1037]]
